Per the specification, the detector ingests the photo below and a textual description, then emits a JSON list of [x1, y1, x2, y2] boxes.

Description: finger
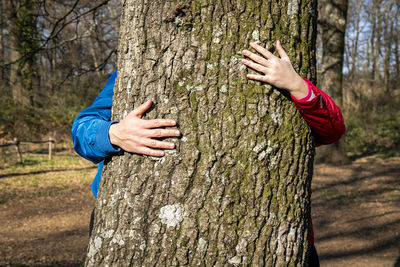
[[132, 99, 152, 118], [145, 128, 181, 138], [250, 42, 278, 60], [246, 74, 271, 84], [242, 50, 271, 68], [135, 146, 165, 157], [142, 138, 175, 149], [276, 40, 289, 60], [241, 59, 269, 74], [143, 118, 177, 129]]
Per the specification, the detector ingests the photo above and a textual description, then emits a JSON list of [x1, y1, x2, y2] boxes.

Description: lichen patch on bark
[[287, 0, 300, 19], [158, 203, 186, 228]]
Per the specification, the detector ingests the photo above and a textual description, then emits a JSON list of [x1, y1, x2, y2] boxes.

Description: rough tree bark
[[86, 0, 317, 266], [315, 0, 349, 165]]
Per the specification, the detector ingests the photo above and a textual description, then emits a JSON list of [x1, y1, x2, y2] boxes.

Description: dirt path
[[0, 154, 96, 266], [0, 155, 399, 266], [0, 189, 94, 266], [312, 156, 400, 267]]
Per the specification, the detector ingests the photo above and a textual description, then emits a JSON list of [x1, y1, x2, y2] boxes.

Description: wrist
[[109, 123, 121, 147], [289, 76, 308, 99]]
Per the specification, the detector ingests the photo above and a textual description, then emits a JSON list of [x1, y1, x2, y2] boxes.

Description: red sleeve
[[290, 78, 346, 146]]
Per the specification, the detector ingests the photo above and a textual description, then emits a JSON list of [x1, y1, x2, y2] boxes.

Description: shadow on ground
[[312, 156, 400, 266], [0, 166, 96, 179]]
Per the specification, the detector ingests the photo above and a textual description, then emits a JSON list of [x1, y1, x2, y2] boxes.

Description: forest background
[[0, 0, 399, 156], [0, 0, 399, 266], [0, 0, 400, 155]]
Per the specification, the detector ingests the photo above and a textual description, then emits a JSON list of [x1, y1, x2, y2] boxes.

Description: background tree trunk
[[315, 0, 349, 165], [86, 0, 317, 266], [349, 0, 362, 77], [395, 4, 400, 82], [9, 0, 39, 106], [9, 6, 25, 105], [372, 0, 381, 83], [382, 0, 395, 93], [0, 0, 4, 84]]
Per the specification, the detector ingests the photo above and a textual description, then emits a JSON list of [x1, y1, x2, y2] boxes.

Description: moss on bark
[[86, 0, 317, 266]]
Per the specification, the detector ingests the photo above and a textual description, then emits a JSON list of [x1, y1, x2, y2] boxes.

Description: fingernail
[[175, 130, 180, 135], [170, 120, 176, 125], [169, 143, 175, 148]]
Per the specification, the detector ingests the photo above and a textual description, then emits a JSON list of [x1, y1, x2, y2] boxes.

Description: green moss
[[102, 0, 317, 265], [189, 92, 198, 111]]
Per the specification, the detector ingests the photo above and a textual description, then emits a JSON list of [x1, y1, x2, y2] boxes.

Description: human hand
[[108, 99, 180, 157], [241, 40, 308, 99]]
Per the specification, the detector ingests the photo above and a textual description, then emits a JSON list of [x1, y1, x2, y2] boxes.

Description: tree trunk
[[8, 0, 39, 106], [395, 2, 400, 82], [383, 0, 396, 93], [350, 0, 362, 77], [396, 24, 400, 82], [383, 20, 393, 93], [316, 0, 349, 165], [0, 0, 4, 83], [86, 0, 317, 266], [372, 0, 381, 83], [8, 3, 25, 104]]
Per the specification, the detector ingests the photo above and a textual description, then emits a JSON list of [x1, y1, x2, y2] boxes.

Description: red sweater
[[291, 78, 346, 245]]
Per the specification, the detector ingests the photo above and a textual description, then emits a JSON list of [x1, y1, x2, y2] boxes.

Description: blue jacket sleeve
[[71, 70, 120, 163]]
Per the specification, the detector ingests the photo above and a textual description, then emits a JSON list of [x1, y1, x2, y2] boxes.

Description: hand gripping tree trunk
[[86, 1, 317, 266]]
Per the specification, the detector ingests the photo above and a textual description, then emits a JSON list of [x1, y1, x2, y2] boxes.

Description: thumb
[[132, 99, 152, 117], [276, 40, 289, 60]]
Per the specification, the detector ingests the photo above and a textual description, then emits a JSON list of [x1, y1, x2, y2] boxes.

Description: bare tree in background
[[9, 0, 40, 106], [395, 3, 400, 82], [0, 0, 5, 83], [343, 0, 400, 101], [382, 0, 395, 93], [0, 0, 121, 138], [86, 0, 318, 266], [316, 0, 349, 164], [346, 0, 363, 77], [341, 0, 400, 155]]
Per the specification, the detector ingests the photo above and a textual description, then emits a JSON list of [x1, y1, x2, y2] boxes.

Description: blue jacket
[[71, 70, 120, 198]]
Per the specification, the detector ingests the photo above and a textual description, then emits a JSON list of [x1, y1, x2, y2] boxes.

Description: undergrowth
[[343, 78, 400, 157]]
